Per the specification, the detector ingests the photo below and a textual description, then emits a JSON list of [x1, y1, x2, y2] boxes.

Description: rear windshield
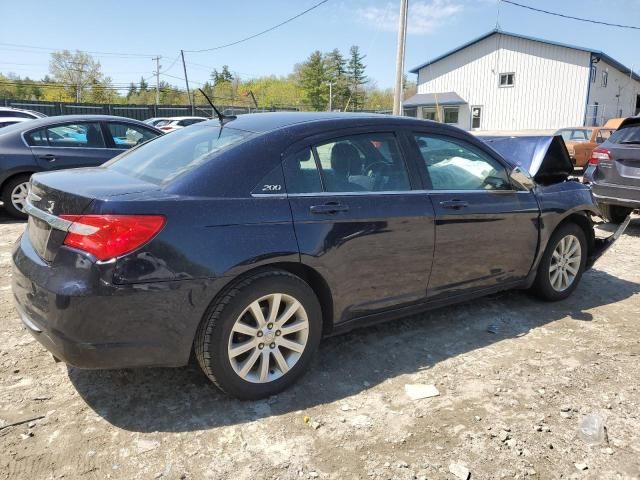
[[554, 129, 592, 142], [608, 124, 640, 145], [106, 125, 254, 184]]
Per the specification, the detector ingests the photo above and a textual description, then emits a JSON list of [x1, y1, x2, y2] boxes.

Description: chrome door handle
[[309, 203, 349, 214], [439, 200, 468, 210]]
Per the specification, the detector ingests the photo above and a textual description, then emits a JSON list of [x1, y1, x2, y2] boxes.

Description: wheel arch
[[205, 262, 335, 338], [555, 211, 596, 255], [0, 170, 36, 194]]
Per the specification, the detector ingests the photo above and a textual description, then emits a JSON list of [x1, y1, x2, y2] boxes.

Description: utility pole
[[180, 49, 194, 115], [392, 0, 408, 116], [152, 56, 161, 105], [327, 81, 333, 111]]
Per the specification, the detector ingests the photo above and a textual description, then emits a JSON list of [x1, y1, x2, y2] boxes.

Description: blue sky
[[1, 0, 639, 93]]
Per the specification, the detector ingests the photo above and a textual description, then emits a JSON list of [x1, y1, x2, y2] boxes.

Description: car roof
[[165, 116, 208, 121], [0, 114, 159, 131], [199, 111, 461, 135]]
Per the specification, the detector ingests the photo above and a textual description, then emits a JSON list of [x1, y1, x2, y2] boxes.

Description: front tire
[[2, 174, 31, 219], [532, 223, 587, 301], [194, 270, 322, 400], [598, 203, 633, 224]]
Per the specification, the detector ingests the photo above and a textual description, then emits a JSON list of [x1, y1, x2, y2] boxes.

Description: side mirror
[[509, 166, 535, 191]]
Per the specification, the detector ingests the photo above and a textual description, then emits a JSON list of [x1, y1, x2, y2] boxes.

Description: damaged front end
[[482, 135, 634, 269]]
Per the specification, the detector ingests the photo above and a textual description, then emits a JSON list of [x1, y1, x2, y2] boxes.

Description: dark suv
[[584, 117, 640, 222]]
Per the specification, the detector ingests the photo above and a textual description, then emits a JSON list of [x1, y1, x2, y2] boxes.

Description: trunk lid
[[599, 119, 640, 187], [26, 168, 160, 262], [481, 135, 574, 185]]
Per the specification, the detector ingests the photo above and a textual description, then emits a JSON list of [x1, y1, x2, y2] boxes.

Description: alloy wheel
[[11, 181, 30, 213], [549, 234, 581, 292], [227, 293, 309, 383]]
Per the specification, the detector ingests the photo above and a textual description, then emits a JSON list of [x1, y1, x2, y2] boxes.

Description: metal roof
[[403, 92, 467, 107], [409, 29, 640, 82]]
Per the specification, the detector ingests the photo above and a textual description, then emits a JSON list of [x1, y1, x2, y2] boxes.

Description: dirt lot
[[1, 212, 639, 480]]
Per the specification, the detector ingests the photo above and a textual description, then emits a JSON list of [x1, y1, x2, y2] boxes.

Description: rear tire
[[532, 222, 587, 301], [599, 203, 632, 224], [2, 174, 31, 220], [194, 270, 322, 400]]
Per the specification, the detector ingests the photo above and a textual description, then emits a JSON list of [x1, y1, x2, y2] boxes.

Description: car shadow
[[68, 267, 640, 433], [0, 207, 25, 225]]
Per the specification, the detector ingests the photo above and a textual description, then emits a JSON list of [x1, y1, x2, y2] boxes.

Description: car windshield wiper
[[619, 140, 640, 145]]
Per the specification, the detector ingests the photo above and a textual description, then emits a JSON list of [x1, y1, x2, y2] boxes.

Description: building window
[[591, 66, 597, 83], [421, 107, 438, 121], [499, 72, 515, 87], [601, 71, 608, 87], [403, 107, 417, 117], [443, 107, 459, 124]]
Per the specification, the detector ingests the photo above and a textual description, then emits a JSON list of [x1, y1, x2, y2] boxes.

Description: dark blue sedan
[[0, 115, 162, 218], [12, 113, 624, 399]]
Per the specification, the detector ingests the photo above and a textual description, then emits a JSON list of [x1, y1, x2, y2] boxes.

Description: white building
[[405, 29, 640, 131]]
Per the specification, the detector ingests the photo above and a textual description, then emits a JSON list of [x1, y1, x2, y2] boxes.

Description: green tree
[[49, 50, 105, 102], [139, 76, 148, 92], [324, 49, 349, 111], [126, 82, 137, 99], [346, 45, 368, 111], [298, 50, 328, 111]]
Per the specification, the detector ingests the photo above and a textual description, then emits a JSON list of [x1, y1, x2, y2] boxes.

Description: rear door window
[[26, 123, 106, 148], [105, 122, 158, 149], [282, 148, 323, 194]]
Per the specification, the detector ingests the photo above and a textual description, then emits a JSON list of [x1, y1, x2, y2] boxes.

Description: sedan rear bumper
[[12, 232, 221, 369], [592, 183, 640, 208]]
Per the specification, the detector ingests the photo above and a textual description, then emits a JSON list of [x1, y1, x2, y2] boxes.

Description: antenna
[[198, 88, 237, 125]]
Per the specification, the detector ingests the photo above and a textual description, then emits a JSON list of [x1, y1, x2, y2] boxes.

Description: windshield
[[609, 124, 640, 145], [106, 124, 254, 184], [554, 129, 593, 142]]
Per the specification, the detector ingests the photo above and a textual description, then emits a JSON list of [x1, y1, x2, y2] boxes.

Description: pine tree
[[324, 49, 349, 111], [299, 50, 328, 111], [346, 46, 368, 111], [139, 76, 148, 92], [126, 82, 137, 99]]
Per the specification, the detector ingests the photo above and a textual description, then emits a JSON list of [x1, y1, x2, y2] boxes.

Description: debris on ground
[[449, 462, 471, 480], [404, 383, 440, 400]]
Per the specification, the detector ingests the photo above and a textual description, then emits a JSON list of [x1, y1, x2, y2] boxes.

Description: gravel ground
[[1, 212, 639, 480]]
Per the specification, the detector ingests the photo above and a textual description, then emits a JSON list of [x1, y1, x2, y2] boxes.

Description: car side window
[[25, 128, 49, 146], [282, 147, 323, 194], [312, 133, 410, 192], [106, 122, 158, 149], [414, 134, 510, 191], [30, 123, 106, 148]]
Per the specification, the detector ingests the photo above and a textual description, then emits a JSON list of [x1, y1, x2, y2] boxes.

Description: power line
[[183, 0, 330, 53], [0, 42, 160, 57], [501, 0, 640, 30]]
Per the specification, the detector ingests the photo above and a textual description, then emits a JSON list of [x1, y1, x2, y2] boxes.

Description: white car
[[0, 117, 31, 128], [143, 117, 171, 127], [154, 116, 208, 133], [0, 107, 47, 120]]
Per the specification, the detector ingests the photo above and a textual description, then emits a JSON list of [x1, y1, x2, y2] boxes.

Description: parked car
[[554, 126, 615, 167], [583, 116, 640, 222], [0, 117, 31, 129], [154, 116, 208, 132], [12, 113, 626, 399], [143, 117, 171, 127], [0, 107, 47, 120], [0, 115, 162, 218]]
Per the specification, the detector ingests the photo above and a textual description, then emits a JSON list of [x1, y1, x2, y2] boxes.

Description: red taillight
[[59, 215, 165, 261], [589, 148, 611, 165], [159, 126, 173, 131]]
